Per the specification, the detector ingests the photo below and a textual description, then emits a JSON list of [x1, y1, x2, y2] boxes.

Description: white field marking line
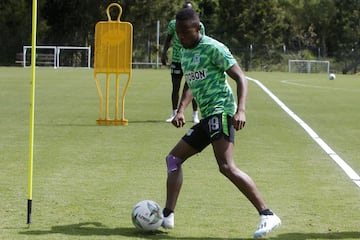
[[281, 80, 360, 92], [247, 77, 360, 188]]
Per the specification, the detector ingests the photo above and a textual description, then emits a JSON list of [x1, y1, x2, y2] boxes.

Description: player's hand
[[232, 111, 246, 130], [172, 112, 185, 128]]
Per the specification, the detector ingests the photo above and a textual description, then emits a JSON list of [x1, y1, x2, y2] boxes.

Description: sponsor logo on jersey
[[184, 68, 207, 82]]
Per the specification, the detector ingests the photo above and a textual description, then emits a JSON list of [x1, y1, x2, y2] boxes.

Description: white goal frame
[[23, 46, 57, 68], [22, 46, 91, 68], [56, 46, 91, 68], [288, 60, 330, 73]]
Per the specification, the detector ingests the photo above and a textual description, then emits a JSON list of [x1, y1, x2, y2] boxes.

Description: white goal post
[[288, 60, 330, 73], [56, 46, 91, 68], [22, 46, 57, 68], [21, 46, 91, 68]]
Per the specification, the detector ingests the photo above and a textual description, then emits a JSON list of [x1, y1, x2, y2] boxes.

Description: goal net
[[288, 60, 330, 73]]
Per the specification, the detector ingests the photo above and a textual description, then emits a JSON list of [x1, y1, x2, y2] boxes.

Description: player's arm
[[226, 63, 248, 130], [161, 34, 172, 65], [172, 83, 193, 128]]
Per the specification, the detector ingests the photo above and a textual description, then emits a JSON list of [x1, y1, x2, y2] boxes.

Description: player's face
[[176, 20, 201, 49]]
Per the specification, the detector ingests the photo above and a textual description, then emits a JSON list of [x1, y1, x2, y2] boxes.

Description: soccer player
[[162, 8, 281, 239], [161, 2, 205, 123]]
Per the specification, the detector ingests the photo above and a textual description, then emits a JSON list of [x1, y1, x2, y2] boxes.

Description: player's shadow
[[19, 222, 360, 239], [18, 221, 249, 239], [19, 222, 156, 237]]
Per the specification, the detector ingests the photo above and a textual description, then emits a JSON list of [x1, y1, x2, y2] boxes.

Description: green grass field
[[0, 67, 359, 240]]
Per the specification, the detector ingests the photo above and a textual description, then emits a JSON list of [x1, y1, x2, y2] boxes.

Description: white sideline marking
[[247, 77, 360, 188], [281, 80, 360, 92]]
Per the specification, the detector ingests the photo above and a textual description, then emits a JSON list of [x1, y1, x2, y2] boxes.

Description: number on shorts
[[208, 116, 220, 132]]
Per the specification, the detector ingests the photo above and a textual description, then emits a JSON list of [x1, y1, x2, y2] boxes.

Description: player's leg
[[181, 82, 199, 123], [210, 114, 281, 237], [171, 73, 182, 110], [162, 139, 198, 228], [212, 136, 267, 211], [163, 122, 209, 229], [191, 99, 199, 123], [165, 140, 198, 210], [206, 113, 266, 211], [191, 99, 198, 112], [212, 137, 281, 238], [166, 63, 182, 122]]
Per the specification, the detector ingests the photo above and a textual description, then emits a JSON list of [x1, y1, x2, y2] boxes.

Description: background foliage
[[1, 0, 360, 72]]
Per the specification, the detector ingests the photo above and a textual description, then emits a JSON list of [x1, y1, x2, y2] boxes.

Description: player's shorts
[[182, 112, 235, 152], [170, 62, 183, 76]]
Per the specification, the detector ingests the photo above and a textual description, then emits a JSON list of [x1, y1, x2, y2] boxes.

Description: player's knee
[[166, 154, 182, 173], [218, 163, 228, 175], [218, 162, 233, 178]]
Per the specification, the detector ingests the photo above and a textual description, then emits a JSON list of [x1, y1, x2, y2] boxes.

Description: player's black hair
[[176, 8, 199, 24]]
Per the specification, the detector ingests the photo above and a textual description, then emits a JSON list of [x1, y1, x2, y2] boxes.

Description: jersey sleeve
[[211, 44, 236, 72], [167, 19, 176, 37]]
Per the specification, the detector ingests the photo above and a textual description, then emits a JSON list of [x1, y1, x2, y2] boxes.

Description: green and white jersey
[[167, 19, 205, 63], [181, 36, 237, 118]]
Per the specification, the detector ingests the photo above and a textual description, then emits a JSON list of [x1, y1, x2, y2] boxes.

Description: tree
[[41, 0, 104, 46], [0, 0, 31, 65], [198, 0, 219, 36], [283, 0, 337, 57], [332, 0, 360, 70], [218, 0, 287, 70], [0, 0, 359, 70]]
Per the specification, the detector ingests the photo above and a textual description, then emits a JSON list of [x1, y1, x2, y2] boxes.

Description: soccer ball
[[131, 200, 163, 231], [329, 73, 336, 80]]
